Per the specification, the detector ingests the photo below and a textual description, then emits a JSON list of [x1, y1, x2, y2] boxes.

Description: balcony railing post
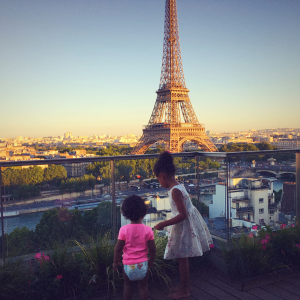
[[226, 155, 230, 242], [110, 159, 117, 243], [296, 152, 300, 218], [196, 153, 200, 208], [0, 165, 4, 258]]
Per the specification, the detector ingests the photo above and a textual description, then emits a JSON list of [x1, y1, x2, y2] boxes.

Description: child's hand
[[113, 262, 120, 271], [154, 222, 165, 231]]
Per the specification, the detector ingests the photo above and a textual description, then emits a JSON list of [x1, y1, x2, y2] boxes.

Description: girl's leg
[[122, 267, 132, 300], [137, 271, 149, 300], [169, 258, 190, 299]]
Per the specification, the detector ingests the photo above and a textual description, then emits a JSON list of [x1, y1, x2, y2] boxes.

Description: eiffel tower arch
[[132, 0, 218, 154]]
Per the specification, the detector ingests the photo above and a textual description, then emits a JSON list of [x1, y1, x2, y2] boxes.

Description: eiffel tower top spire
[[159, 0, 186, 90]]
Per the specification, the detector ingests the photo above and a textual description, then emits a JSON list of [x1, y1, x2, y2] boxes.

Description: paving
[[88, 264, 300, 300]]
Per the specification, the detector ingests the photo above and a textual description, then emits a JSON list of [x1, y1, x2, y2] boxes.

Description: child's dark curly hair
[[121, 195, 148, 221], [153, 151, 176, 177]]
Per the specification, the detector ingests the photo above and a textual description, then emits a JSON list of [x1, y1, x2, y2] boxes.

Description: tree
[[219, 143, 260, 152], [59, 180, 67, 198], [116, 164, 132, 185], [43, 165, 67, 185], [35, 208, 85, 249], [274, 189, 282, 204], [12, 185, 40, 200], [256, 142, 276, 151], [6, 227, 35, 256], [137, 167, 148, 187]]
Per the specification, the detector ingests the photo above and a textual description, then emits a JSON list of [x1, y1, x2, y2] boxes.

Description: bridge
[[231, 165, 295, 178]]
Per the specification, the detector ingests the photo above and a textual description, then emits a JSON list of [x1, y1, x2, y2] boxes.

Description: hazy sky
[[1, 0, 299, 138]]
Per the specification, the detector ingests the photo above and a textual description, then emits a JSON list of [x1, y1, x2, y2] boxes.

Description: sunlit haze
[[1, 0, 299, 138]]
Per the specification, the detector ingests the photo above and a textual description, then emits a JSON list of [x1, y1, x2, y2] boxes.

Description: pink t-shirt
[[118, 224, 154, 265]]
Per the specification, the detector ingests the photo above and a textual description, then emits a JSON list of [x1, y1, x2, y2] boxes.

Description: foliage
[[43, 165, 67, 185], [12, 184, 41, 200], [256, 142, 277, 151], [4, 227, 36, 257], [222, 234, 268, 279], [74, 232, 119, 292], [30, 246, 90, 300], [2, 166, 44, 187], [219, 143, 259, 153], [274, 189, 282, 204], [258, 224, 300, 267], [0, 258, 31, 300], [85, 146, 157, 184], [1, 165, 67, 198], [35, 208, 86, 249], [83, 201, 116, 237], [191, 198, 209, 217], [59, 174, 96, 196], [149, 231, 176, 288], [222, 223, 300, 279], [0, 230, 178, 299]]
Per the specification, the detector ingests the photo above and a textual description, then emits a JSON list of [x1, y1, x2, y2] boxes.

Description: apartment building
[[229, 177, 279, 226]]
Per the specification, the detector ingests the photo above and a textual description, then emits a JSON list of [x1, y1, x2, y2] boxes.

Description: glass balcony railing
[[0, 149, 299, 259]]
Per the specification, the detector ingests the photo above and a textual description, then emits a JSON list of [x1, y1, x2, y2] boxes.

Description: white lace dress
[[164, 184, 213, 259]]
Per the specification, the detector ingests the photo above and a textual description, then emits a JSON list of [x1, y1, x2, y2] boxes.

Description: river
[[0, 178, 291, 235]]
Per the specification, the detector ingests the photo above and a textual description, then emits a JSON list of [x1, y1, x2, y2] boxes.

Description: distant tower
[[64, 132, 72, 140], [132, 0, 217, 154]]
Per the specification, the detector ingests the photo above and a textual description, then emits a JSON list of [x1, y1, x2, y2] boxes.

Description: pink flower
[[280, 224, 286, 229], [262, 245, 267, 250], [56, 274, 63, 280], [295, 244, 300, 250], [35, 252, 50, 266], [291, 224, 295, 227], [252, 226, 258, 230], [247, 233, 254, 238], [34, 253, 42, 260], [209, 244, 214, 249], [43, 253, 50, 261]]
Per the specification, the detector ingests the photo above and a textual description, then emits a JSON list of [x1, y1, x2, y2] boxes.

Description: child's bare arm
[[113, 239, 125, 270], [154, 189, 187, 230], [148, 239, 156, 268]]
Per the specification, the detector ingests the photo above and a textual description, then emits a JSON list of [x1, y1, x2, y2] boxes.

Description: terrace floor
[[92, 263, 300, 300]]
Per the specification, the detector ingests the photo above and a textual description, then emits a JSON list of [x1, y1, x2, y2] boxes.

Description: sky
[[0, 0, 299, 138]]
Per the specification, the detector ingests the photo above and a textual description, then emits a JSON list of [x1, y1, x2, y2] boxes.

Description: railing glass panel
[[0, 149, 299, 259]]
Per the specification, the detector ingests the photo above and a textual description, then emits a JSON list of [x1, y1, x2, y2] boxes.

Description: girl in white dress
[[154, 151, 213, 299]]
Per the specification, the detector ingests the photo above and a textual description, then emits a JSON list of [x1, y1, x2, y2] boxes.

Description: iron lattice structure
[[132, 0, 218, 154]]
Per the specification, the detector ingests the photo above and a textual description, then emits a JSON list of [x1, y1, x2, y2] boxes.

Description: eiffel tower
[[132, 0, 218, 154]]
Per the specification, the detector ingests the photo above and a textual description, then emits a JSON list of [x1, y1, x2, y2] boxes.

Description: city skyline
[[1, 0, 300, 138]]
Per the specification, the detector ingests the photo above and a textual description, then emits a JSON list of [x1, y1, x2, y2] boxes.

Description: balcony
[[236, 206, 254, 213], [268, 203, 278, 210], [231, 197, 250, 203], [0, 149, 299, 299]]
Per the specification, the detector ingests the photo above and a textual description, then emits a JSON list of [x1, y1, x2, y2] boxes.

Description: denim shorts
[[124, 261, 148, 281]]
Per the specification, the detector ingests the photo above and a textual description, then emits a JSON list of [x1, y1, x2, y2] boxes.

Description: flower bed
[[222, 221, 300, 279], [0, 232, 175, 300]]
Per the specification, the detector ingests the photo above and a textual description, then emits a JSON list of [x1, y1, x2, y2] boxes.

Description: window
[[259, 219, 264, 223], [259, 208, 264, 214], [259, 198, 264, 203], [270, 210, 274, 215]]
